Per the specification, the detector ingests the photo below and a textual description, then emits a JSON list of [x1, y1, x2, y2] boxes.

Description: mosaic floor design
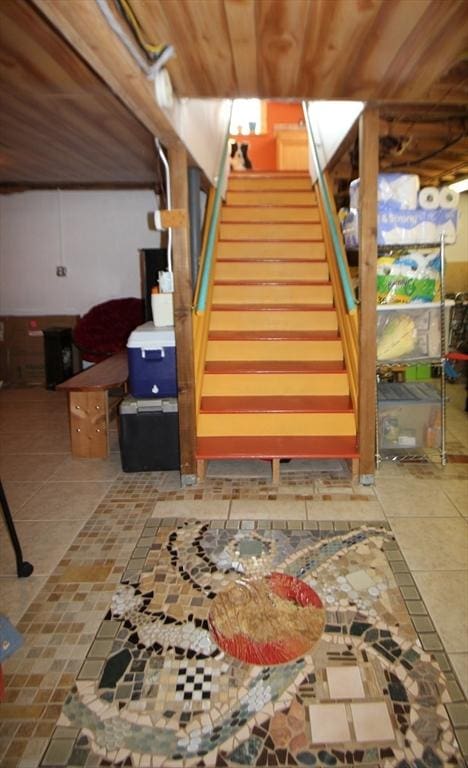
[[41, 519, 465, 768]]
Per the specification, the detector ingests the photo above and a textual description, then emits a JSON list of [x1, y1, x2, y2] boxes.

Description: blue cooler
[[127, 322, 177, 397]]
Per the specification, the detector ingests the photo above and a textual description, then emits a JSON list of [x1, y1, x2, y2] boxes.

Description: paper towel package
[[350, 173, 420, 210], [342, 206, 458, 248]]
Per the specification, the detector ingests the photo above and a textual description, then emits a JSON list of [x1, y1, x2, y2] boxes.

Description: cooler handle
[[141, 347, 165, 360]]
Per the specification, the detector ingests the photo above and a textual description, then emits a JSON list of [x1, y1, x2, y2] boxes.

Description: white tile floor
[[0, 379, 467, 767]]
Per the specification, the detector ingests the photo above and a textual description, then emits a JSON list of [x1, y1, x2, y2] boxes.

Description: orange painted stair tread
[[196, 436, 359, 459], [213, 279, 331, 286], [211, 303, 335, 312], [200, 396, 353, 413], [208, 331, 340, 341], [205, 360, 346, 373]]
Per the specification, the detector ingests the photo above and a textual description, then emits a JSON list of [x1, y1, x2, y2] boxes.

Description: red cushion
[[73, 298, 144, 363]]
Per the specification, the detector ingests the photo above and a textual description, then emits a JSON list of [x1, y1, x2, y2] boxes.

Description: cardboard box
[[0, 315, 79, 386]]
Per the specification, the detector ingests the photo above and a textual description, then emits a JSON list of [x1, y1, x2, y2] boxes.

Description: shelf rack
[[375, 234, 448, 467]]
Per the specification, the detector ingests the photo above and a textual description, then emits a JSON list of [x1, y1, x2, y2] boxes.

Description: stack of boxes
[[119, 288, 180, 472]]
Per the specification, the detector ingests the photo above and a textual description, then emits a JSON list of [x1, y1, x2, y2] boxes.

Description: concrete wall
[[0, 189, 160, 316]]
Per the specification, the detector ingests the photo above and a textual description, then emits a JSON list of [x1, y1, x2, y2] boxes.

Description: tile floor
[[0, 382, 467, 767]]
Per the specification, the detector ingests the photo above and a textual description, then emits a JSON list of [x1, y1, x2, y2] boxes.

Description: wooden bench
[[58, 351, 128, 458]]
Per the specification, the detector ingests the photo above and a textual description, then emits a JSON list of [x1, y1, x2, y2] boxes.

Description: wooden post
[[358, 106, 379, 484], [168, 143, 197, 482]]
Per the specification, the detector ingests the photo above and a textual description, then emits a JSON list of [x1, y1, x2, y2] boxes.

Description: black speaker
[[43, 327, 74, 389], [140, 248, 168, 322]]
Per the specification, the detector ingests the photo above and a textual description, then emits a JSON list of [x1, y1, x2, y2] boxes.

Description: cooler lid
[[120, 395, 178, 414], [127, 321, 175, 348]]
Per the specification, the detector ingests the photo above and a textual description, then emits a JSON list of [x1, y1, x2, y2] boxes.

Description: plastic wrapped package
[[342, 206, 458, 248], [376, 249, 441, 303], [350, 173, 420, 210]]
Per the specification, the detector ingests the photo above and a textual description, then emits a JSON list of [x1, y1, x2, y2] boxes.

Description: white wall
[[446, 191, 467, 263], [165, 99, 232, 186], [0, 189, 160, 316], [306, 101, 363, 181]]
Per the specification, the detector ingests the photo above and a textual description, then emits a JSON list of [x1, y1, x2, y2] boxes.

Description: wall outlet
[[56, 266, 67, 277]]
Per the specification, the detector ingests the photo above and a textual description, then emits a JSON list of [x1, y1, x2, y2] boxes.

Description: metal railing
[[193, 105, 233, 416], [194, 110, 233, 314]]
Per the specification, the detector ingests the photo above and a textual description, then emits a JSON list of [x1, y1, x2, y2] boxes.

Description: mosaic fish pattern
[[47, 521, 464, 768]]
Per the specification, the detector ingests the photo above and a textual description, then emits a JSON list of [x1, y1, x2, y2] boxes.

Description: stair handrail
[[302, 102, 357, 315], [194, 106, 233, 314]]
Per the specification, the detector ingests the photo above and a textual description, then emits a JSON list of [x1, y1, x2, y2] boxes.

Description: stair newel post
[[168, 142, 197, 484], [358, 106, 379, 484]]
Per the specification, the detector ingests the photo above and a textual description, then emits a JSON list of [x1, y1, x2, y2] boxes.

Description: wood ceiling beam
[[31, 0, 178, 146]]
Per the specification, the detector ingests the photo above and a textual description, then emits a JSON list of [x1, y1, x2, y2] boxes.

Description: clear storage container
[[378, 382, 441, 450]]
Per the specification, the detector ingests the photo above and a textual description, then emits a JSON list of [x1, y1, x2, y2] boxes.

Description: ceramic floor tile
[[2, 481, 46, 512], [0, 518, 84, 576], [0, 573, 49, 624], [48, 454, 122, 482], [449, 653, 468, 699], [15, 482, 112, 520], [413, 570, 468, 653], [0, 454, 68, 482], [389, 516, 468, 571], [375, 478, 460, 516], [230, 498, 306, 518], [326, 666, 365, 699], [306, 500, 385, 520], [350, 701, 394, 741], [152, 499, 230, 518], [309, 703, 351, 742]]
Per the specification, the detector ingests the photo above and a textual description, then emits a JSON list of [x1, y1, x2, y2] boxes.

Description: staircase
[[196, 171, 358, 481]]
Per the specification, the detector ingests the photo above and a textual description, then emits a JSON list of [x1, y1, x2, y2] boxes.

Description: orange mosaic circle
[[208, 573, 325, 665]]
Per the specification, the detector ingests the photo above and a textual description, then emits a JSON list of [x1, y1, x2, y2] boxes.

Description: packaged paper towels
[[439, 186, 459, 209], [350, 173, 419, 210], [418, 187, 440, 210]]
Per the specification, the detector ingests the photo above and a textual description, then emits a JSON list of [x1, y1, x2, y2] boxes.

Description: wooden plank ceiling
[[0, 0, 467, 187], [0, 0, 160, 186]]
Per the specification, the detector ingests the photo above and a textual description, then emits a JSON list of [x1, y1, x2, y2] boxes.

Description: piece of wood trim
[[31, 0, 177, 146], [169, 142, 197, 477], [358, 106, 379, 481], [68, 391, 109, 458], [271, 458, 280, 485], [160, 209, 188, 229]]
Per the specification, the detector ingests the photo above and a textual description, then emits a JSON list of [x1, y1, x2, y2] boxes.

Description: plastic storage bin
[[378, 382, 441, 451], [376, 302, 453, 362], [127, 322, 177, 397], [119, 396, 179, 472]]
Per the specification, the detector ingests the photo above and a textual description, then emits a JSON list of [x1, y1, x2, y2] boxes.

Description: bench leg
[[68, 391, 109, 458]]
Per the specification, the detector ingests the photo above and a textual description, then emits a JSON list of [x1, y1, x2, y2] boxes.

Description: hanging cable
[[384, 131, 466, 170], [115, 0, 174, 66], [95, 0, 174, 78], [155, 139, 172, 274]]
